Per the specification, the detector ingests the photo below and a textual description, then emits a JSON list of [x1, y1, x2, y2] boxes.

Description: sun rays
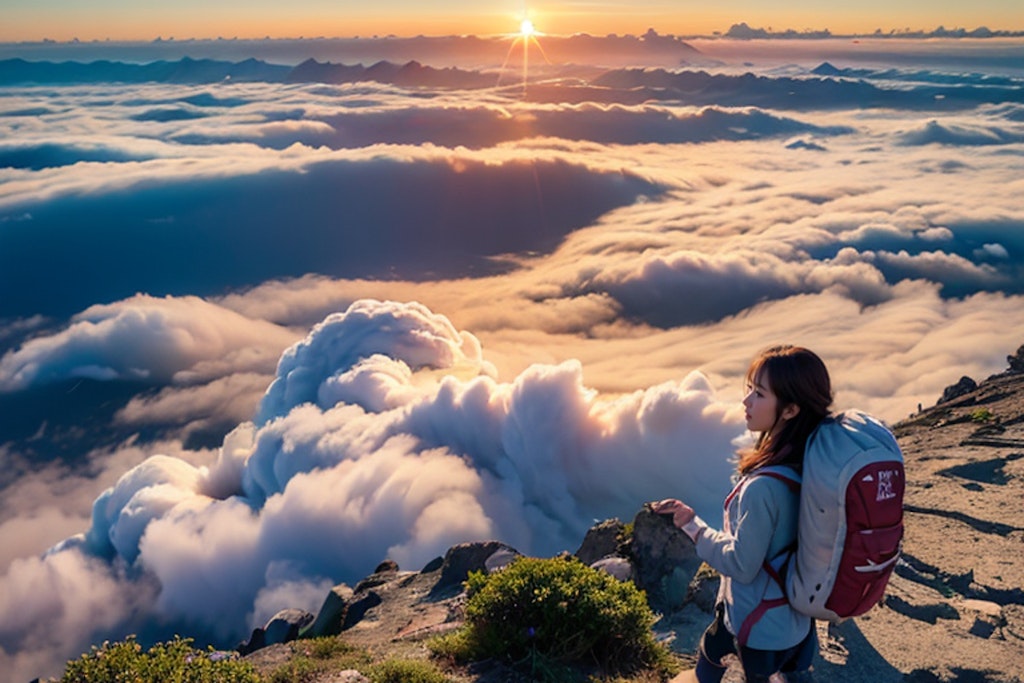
[[497, 15, 551, 95]]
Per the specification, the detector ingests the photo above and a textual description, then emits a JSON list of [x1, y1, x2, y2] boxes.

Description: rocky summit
[[241, 346, 1024, 683]]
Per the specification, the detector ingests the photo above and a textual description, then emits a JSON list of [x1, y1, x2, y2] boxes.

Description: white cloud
[[0, 295, 297, 392]]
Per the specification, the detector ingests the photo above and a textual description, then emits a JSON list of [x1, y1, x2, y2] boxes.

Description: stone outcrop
[[1008, 343, 1024, 374], [238, 608, 314, 655], [937, 375, 977, 404], [574, 517, 624, 565]]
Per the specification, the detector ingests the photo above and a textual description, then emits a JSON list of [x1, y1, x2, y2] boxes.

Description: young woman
[[654, 345, 833, 683]]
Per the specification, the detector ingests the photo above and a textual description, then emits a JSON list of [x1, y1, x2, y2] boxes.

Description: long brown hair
[[737, 345, 833, 475]]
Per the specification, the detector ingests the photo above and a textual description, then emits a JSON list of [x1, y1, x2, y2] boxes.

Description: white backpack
[[785, 410, 905, 622]]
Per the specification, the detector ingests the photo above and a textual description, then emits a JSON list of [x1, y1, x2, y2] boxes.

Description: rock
[[961, 599, 1006, 639], [237, 627, 265, 655], [301, 583, 355, 638], [263, 608, 314, 647], [430, 540, 520, 596], [628, 505, 702, 612], [936, 375, 977, 404], [484, 547, 519, 573], [342, 591, 383, 630], [238, 608, 314, 655], [354, 561, 400, 593], [421, 556, 444, 573], [685, 567, 720, 613], [374, 559, 399, 573], [591, 556, 633, 581], [575, 518, 625, 565], [1009, 344, 1024, 374]]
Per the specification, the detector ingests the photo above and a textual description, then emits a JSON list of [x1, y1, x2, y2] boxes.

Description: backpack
[[785, 410, 905, 622], [733, 410, 905, 642]]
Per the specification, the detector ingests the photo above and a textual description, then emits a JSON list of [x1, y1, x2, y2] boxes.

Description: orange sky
[[2, 1, 1022, 42]]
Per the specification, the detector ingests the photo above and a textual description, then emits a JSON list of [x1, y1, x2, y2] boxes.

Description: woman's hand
[[651, 498, 695, 527]]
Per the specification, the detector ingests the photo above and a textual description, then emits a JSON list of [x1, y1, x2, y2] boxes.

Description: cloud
[[169, 102, 854, 150], [0, 147, 662, 319], [114, 372, 275, 440], [897, 118, 1024, 146], [0, 549, 158, 683], [580, 247, 892, 327], [0, 295, 297, 393], [591, 67, 1024, 110], [0, 141, 156, 170]]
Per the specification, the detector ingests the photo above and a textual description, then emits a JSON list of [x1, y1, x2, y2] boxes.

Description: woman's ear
[[781, 403, 800, 421]]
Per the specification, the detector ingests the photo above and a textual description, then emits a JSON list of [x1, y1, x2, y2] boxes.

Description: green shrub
[[58, 635, 259, 683], [367, 658, 452, 683], [970, 407, 995, 423], [440, 556, 673, 681]]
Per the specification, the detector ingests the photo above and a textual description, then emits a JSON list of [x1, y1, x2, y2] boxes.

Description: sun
[[520, 19, 536, 37]]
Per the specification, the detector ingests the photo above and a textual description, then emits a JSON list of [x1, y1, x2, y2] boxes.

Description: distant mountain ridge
[[4, 56, 1023, 113], [0, 56, 496, 88]]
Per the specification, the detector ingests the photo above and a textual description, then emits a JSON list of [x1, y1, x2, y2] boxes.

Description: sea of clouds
[[1, 36, 1024, 680]]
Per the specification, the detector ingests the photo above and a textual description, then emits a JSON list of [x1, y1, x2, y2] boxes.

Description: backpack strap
[[756, 464, 801, 492], [737, 596, 790, 646]]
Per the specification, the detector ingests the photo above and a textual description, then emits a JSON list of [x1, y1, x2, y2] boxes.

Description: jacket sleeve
[[694, 477, 780, 584]]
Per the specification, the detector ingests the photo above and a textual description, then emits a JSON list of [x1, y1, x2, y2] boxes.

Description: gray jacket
[[694, 470, 812, 650]]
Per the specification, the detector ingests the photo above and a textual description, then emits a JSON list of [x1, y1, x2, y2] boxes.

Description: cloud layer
[[2, 36, 1024, 681]]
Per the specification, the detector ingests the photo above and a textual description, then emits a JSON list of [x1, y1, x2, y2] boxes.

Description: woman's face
[[743, 370, 781, 434]]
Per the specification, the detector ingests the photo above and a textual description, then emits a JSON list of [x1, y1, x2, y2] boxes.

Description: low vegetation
[[55, 634, 455, 683], [54, 556, 680, 683], [57, 636, 260, 683], [431, 555, 678, 683]]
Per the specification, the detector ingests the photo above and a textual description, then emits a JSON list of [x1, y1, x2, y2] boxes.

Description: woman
[[654, 345, 832, 682]]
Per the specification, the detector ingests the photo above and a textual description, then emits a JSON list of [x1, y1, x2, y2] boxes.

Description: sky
[[1, 10, 1024, 682], [1, 0, 1022, 41]]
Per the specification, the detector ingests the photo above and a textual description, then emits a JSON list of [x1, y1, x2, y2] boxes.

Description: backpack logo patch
[[876, 469, 898, 502]]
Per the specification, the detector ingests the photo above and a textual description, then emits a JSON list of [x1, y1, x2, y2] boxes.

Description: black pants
[[695, 605, 816, 683]]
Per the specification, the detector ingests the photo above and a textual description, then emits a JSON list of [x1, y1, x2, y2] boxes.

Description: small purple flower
[[527, 626, 536, 638]]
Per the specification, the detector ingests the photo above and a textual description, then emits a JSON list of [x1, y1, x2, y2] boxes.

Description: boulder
[[430, 540, 520, 596], [575, 518, 625, 565], [301, 583, 355, 639], [937, 375, 977, 404], [342, 591, 383, 630], [354, 560, 400, 593], [1008, 344, 1024, 374], [628, 504, 702, 612], [239, 608, 314, 654], [484, 547, 519, 573], [591, 556, 634, 582], [263, 608, 314, 647], [421, 556, 444, 573], [237, 628, 265, 655]]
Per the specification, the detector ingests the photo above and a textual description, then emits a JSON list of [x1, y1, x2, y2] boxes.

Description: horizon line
[[5, 24, 1024, 47]]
